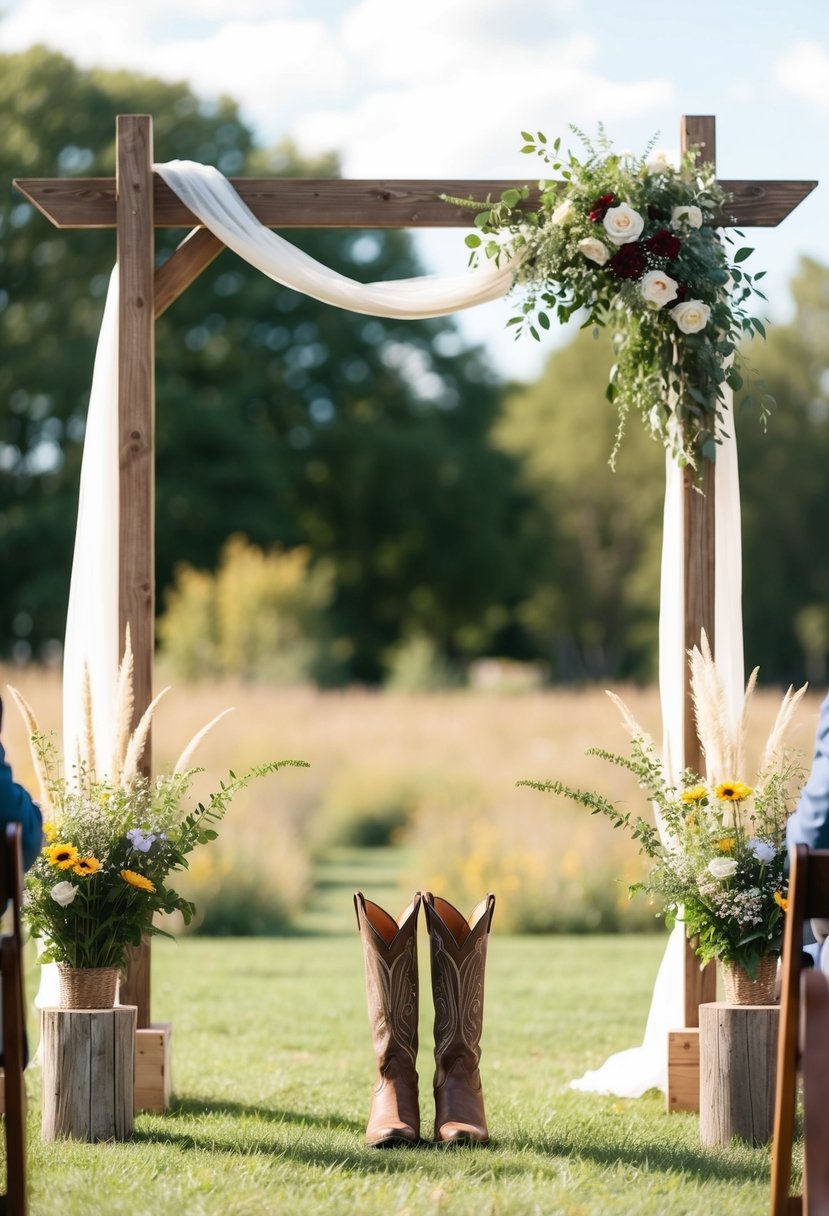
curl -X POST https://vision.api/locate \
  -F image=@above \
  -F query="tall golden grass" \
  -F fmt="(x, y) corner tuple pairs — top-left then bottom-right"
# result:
(2, 665), (821, 933)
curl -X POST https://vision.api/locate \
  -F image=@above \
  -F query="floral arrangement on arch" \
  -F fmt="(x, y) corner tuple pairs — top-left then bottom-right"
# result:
(8, 637), (308, 971)
(446, 127), (771, 469)
(519, 635), (806, 978)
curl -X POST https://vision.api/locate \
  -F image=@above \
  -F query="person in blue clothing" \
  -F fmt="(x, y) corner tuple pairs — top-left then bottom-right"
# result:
(0, 693), (43, 870)
(786, 689), (829, 969)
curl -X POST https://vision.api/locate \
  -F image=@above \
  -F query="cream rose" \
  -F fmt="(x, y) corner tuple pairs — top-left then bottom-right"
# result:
(671, 299), (711, 334)
(646, 149), (674, 174)
(51, 880), (78, 907)
(552, 199), (574, 225)
(640, 270), (679, 309)
(671, 204), (703, 229)
(602, 202), (644, 246)
(578, 237), (610, 266)
(707, 857), (738, 880)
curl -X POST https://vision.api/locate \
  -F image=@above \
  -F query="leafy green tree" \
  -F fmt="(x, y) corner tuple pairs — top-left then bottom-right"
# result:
(495, 328), (665, 680)
(0, 48), (536, 680)
(737, 257), (829, 683)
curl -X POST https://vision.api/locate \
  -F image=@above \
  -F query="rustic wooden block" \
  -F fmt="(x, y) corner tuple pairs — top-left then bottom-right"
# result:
(41, 1005), (136, 1141)
(667, 1028), (700, 1113)
(699, 1001), (778, 1146)
(135, 1022), (172, 1113)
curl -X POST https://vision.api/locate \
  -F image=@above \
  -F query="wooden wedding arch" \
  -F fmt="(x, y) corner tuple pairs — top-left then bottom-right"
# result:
(13, 114), (817, 1102)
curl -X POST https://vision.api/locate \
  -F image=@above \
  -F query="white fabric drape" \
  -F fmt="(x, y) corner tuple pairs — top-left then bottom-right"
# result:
(57, 164), (745, 1093)
(571, 392), (744, 1096)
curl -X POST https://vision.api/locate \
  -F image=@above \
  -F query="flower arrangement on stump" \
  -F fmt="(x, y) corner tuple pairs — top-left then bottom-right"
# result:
(445, 127), (771, 469)
(9, 638), (307, 1008)
(520, 635), (805, 1003)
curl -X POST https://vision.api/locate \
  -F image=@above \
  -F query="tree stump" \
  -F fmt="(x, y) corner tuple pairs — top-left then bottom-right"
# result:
(699, 1001), (778, 1146)
(41, 1006), (137, 1142)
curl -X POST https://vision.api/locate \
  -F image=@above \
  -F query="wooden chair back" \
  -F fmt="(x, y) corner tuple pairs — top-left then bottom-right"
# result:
(771, 844), (829, 1215)
(0, 823), (27, 1215)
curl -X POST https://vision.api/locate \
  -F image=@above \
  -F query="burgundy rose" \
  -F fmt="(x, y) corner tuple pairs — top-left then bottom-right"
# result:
(647, 205), (666, 221)
(644, 228), (682, 259)
(588, 192), (615, 222)
(609, 242), (646, 280)
(674, 281), (689, 302)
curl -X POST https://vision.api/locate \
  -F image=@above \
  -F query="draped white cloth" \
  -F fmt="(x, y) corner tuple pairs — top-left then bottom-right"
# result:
(57, 162), (745, 1092)
(571, 400), (744, 1096)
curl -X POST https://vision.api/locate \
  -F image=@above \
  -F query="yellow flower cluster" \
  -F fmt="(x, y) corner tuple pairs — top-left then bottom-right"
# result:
(43, 842), (100, 877)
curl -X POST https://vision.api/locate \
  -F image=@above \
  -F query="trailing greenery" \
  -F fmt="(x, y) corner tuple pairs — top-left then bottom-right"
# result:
(447, 126), (771, 468)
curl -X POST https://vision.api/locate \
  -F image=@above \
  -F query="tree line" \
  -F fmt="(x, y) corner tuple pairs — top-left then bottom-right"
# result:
(1, 48), (827, 686)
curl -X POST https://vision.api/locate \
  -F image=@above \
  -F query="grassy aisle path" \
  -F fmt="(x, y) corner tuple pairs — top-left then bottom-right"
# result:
(15, 850), (796, 1215)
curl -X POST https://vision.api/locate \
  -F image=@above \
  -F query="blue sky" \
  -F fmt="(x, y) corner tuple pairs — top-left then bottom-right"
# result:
(2, 0), (827, 378)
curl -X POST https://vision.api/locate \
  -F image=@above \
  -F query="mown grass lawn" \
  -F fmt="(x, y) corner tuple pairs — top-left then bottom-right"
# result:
(16, 849), (798, 1215)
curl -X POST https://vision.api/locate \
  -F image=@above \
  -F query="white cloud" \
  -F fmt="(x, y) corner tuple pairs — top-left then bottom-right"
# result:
(775, 41), (829, 111)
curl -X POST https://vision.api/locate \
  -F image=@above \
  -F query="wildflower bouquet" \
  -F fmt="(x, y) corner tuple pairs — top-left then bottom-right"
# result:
(9, 645), (307, 971)
(446, 126), (770, 468)
(520, 637), (806, 977)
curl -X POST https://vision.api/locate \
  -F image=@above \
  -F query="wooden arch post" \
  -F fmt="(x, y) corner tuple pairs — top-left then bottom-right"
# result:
(13, 115), (816, 1112)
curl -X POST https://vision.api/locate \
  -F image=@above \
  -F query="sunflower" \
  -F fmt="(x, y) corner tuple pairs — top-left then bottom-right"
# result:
(73, 856), (101, 876)
(715, 781), (753, 802)
(716, 838), (736, 853)
(681, 785), (708, 804)
(120, 869), (156, 893)
(44, 843), (79, 870)
(774, 891), (789, 912)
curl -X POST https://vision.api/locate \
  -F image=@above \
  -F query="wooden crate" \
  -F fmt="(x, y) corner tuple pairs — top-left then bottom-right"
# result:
(667, 1028), (700, 1112)
(135, 1022), (172, 1113)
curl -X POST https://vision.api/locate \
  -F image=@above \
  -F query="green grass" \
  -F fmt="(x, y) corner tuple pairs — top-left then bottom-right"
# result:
(17, 849), (799, 1215)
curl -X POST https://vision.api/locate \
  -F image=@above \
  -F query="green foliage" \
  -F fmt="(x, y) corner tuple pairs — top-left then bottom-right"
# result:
(453, 126), (770, 467)
(1, 49), (535, 683)
(314, 765), (422, 848)
(159, 534), (337, 683)
(383, 633), (460, 691)
(495, 326), (664, 680)
(737, 257), (829, 682)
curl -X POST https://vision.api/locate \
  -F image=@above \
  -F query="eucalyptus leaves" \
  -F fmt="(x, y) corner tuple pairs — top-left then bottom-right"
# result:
(446, 127), (772, 468)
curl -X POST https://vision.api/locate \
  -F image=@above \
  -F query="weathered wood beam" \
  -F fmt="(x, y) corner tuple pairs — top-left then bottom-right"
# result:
(154, 228), (225, 319)
(13, 175), (817, 230)
(115, 114), (155, 1032)
(680, 113), (719, 1028)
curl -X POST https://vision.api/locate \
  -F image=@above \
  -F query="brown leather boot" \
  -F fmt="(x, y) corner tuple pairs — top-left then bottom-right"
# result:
(354, 891), (421, 1147)
(423, 891), (495, 1145)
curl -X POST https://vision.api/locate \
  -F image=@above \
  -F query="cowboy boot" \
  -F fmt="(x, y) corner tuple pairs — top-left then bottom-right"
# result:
(423, 891), (495, 1145)
(354, 891), (421, 1147)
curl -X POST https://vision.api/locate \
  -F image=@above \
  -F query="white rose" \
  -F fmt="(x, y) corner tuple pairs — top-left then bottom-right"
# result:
(707, 857), (738, 880)
(552, 199), (574, 225)
(671, 299), (711, 334)
(602, 202), (644, 246)
(578, 237), (610, 266)
(646, 149), (675, 174)
(671, 204), (703, 229)
(640, 270), (679, 309)
(51, 880), (78, 907)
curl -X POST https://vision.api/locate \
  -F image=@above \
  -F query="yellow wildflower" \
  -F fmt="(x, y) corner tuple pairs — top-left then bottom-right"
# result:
(715, 781), (753, 802)
(73, 856), (101, 876)
(43, 821), (59, 844)
(120, 869), (156, 893)
(774, 891), (789, 913)
(681, 785), (708, 804)
(44, 843), (79, 870)
(716, 838), (736, 853)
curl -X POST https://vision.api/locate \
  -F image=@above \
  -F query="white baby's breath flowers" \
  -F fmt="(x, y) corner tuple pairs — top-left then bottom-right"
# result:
(602, 202), (644, 245)
(707, 857), (738, 880)
(672, 204), (703, 229)
(671, 299), (711, 334)
(645, 148), (677, 174)
(578, 237), (610, 266)
(640, 270), (679, 309)
(51, 881), (78, 907)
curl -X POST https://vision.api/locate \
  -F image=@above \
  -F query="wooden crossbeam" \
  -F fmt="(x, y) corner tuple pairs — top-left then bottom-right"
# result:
(13, 175), (817, 231)
(154, 228), (224, 319)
